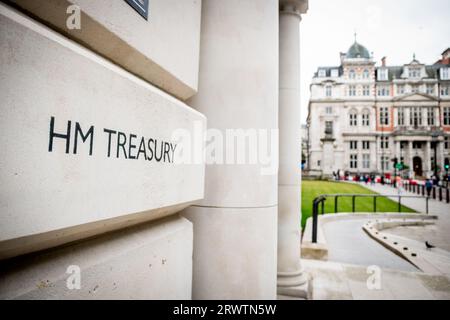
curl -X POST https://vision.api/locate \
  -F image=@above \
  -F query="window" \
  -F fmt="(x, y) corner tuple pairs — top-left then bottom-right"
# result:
(331, 69), (339, 77)
(362, 110), (370, 126)
(441, 67), (449, 80)
(350, 154), (358, 169)
(318, 69), (326, 77)
(350, 141), (358, 150)
(317, 160), (321, 166)
(410, 107), (422, 126)
(398, 108), (405, 126)
(378, 68), (388, 81)
(362, 154), (370, 169)
(349, 110), (358, 126)
(409, 67), (420, 78)
(411, 85), (420, 93)
(413, 141), (422, 149)
(380, 136), (389, 149)
(445, 137), (449, 149)
(349, 85), (356, 96)
(444, 107), (450, 125)
(325, 121), (333, 135)
(325, 106), (333, 114)
(427, 107), (435, 126)
(379, 107), (389, 125)
(377, 86), (390, 96)
(349, 69), (356, 79)
(362, 141), (370, 150)
(397, 85), (405, 95)
(441, 85), (450, 96)
(326, 85), (332, 97)
(362, 85), (370, 96)
(363, 69), (370, 79)
(426, 84), (434, 95)
(380, 156), (390, 171)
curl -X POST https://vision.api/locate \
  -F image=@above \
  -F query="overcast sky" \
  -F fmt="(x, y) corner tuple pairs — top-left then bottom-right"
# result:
(300, 0), (450, 124)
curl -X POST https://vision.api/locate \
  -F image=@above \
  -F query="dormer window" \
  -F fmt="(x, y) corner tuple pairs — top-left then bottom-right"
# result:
(331, 69), (339, 78)
(378, 68), (388, 81)
(318, 69), (326, 77)
(409, 67), (421, 78)
(441, 67), (450, 80)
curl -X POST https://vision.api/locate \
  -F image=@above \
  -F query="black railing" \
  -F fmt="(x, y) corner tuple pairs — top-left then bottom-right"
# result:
(390, 181), (450, 204)
(311, 194), (429, 243)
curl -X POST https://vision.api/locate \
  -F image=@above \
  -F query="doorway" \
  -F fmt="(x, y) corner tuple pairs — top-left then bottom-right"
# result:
(413, 156), (423, 176)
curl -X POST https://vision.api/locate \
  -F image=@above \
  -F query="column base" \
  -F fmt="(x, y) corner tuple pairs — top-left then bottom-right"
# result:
(277, 268), (311, 299)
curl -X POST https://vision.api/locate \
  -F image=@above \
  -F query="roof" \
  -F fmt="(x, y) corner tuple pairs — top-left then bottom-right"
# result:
(346, 42), (371, 59)
(374, 65), (445, 81)
(314, 66), (343, 78)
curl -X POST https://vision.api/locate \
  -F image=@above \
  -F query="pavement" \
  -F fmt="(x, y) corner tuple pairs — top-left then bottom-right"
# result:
(357, 182), (450, 252)
(299, 181), (450, 299)
(303, 259), (450, 300)
(323, 218), (418, 271)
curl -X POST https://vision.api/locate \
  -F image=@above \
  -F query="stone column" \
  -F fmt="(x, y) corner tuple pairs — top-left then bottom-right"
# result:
(405, 107), (411, 126)
(396, 141), (401, 163)
(182, 0), (279, 300)
(278, 0), (309, 298)
(409, 141), (414, 178)
(439, 141), (445, 177)
(426, 141), (432, 177)
(435, 107), (440, 126)
(422, 108), (428, 126)
(371, 140), (377, 172)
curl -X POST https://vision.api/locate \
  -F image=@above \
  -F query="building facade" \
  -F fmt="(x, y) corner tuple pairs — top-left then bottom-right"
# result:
(0, 0), (309, 300)
(308, 42), (450, 179)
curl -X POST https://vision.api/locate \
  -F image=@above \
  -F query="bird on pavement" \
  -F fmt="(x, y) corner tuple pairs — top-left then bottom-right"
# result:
(425, 241), (435, 249)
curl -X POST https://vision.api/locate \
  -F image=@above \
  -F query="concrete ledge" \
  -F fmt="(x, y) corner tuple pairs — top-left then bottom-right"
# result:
(0, 215), (193, 299)
(363, 218), (450, 276)
(6, 0), (201, 100)
(302, 213), (436, 261)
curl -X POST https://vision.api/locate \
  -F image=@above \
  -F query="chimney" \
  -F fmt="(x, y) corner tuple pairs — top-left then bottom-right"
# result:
(381, 56), (387, 67)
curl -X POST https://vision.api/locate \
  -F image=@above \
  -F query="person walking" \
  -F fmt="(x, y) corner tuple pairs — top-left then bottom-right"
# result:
(425, 179), (433, 197)
(396, 175), (403, 195)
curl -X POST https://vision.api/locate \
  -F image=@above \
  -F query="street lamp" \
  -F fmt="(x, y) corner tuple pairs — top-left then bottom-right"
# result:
(431, 132), (439, 180)
(400, 141), (403, 177)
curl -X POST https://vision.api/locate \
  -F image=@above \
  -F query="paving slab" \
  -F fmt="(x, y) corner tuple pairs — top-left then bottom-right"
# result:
(323, 218), (418, 271)
(303, 259), (450, 300)
(356, 182), (450, 252)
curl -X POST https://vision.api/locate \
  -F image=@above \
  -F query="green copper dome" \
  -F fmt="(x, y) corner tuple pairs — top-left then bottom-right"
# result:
(347, 42), (371, 59)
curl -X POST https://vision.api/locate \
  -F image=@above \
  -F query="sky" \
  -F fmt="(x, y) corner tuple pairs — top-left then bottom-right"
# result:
(300, 0), (450, 124)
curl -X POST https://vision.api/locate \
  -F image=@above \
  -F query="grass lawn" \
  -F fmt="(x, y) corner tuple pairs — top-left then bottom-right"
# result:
(301, 181), (416, 228)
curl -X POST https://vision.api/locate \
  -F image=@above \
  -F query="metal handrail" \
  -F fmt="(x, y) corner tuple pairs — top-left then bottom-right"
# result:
(311, 193), (429, 243)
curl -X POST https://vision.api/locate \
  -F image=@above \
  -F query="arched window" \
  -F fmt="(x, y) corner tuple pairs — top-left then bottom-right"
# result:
(363, 69), (370, 79)
(362, 109), (370, 126)
(349, 69), (356, 79)
(349, 109), (358, 126)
